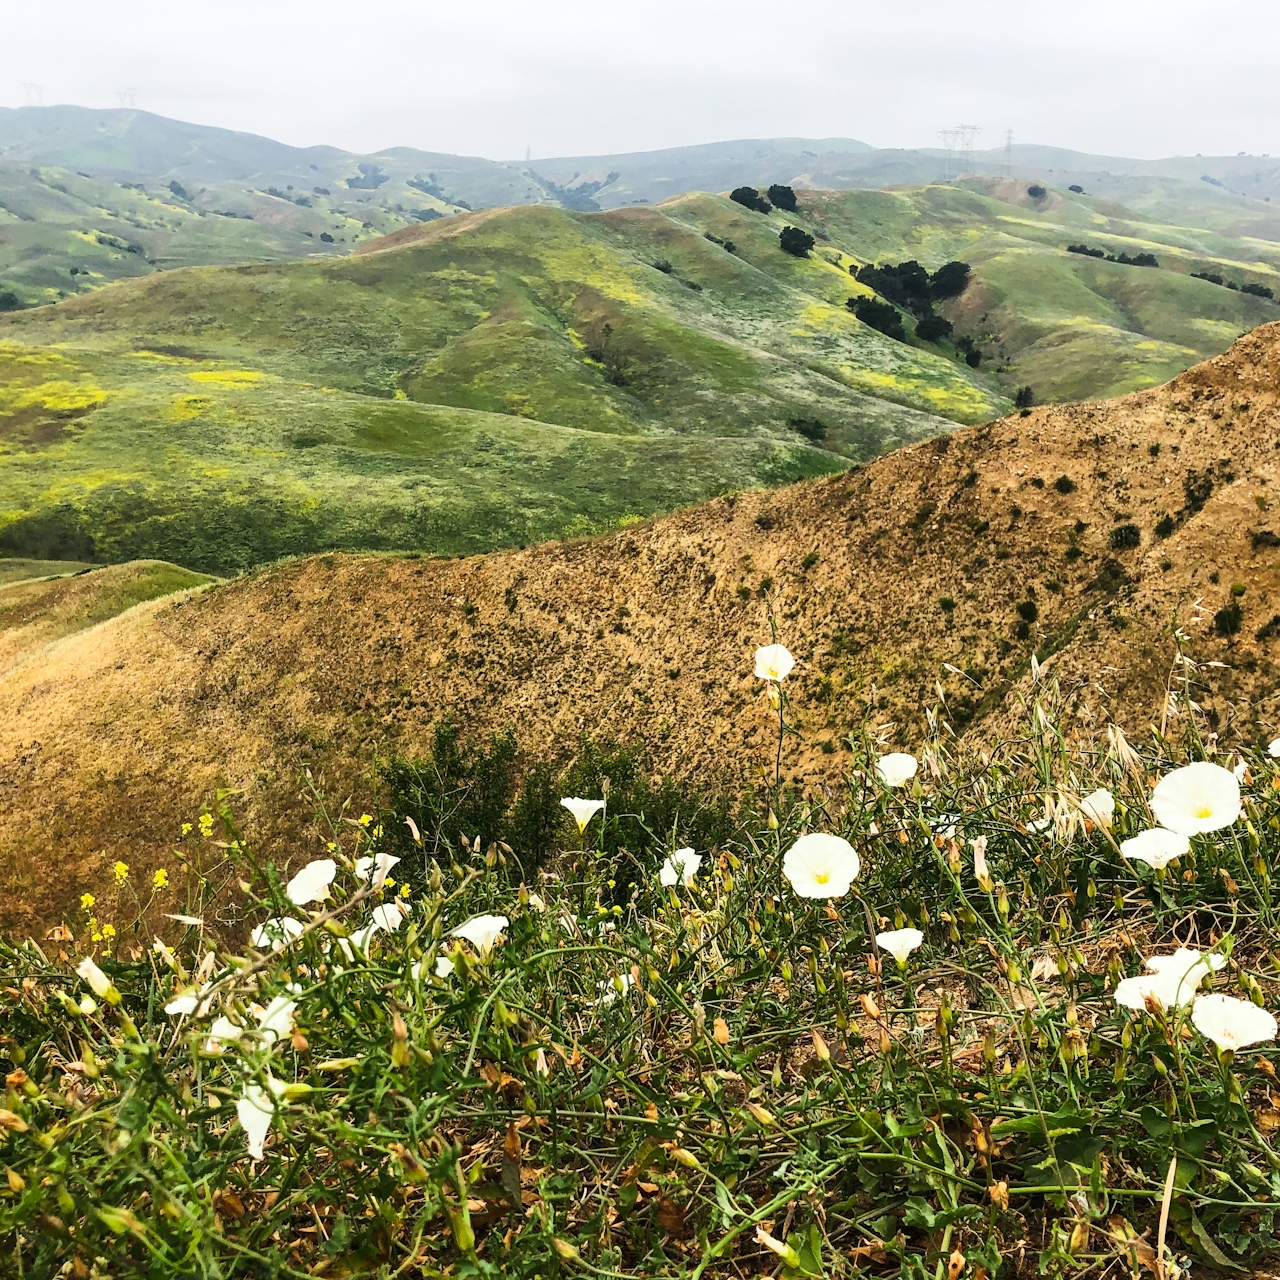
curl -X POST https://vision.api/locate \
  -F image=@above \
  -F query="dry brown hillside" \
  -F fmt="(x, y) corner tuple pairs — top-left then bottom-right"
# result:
(4, 323), (1280, 935)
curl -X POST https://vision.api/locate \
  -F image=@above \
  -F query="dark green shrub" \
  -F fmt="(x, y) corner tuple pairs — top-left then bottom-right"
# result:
(0, 288), (23, 312)
(848, 296), (906, 342)
(1014, 619), (1031, 640)
(1027, 185), (1047, 200)
(929, 260), (971, 300)
(767, 184), (799, 212)
(779, 226), (815, 257)
(965, 349), (981, 368)
(938, 597), (956, 613)
(1155, 514), (1175, 538)
(915, 314), (953, 342)
(802, 551), (819, 569)
(1109, 524), (1141, 550)
(1214, 600), (1243, 635)
(789, 416), (827, 443)
(1014, 386), (1035, 409)
(1054, 475), (1077, 494)
(1016, 599), (1039, 623)
(729, 186), (771, 213)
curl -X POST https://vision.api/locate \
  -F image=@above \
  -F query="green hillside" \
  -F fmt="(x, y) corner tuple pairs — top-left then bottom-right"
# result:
(803, 179), (1280, 401)
(0, 195), (1006, 573)
(4, 176), (1278, 575)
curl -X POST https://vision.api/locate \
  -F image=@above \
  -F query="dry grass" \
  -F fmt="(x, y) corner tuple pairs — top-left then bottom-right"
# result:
(3, 323), (1280, 936)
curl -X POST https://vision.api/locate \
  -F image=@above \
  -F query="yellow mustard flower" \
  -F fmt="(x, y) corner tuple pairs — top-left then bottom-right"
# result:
(382, 876), (396, 891)
(101, 923), (116, 940)
(153, 868), (170, 890)
(358, 814), (373, 827)
(180, 822), (192, 837)
(399, 883), (411, 899)
(199, 814), (214, 837)
(113, 861), (129, 885)
(80, 893), (96, 912)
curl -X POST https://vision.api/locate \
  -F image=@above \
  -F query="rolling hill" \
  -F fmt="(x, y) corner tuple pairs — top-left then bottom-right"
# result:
(2, 321), (1278, 936)
(2, 175), (1278, 575)
(0, 193), (1008, 573)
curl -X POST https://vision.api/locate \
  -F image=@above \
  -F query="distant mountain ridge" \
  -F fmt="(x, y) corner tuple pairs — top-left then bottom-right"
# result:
(4, 105), (1280, 210)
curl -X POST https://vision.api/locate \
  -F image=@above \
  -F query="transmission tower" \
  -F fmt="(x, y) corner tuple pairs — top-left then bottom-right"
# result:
(936, 128), (960, 181)
(956, 125), (980, 177)
(1003, 128), (1014, 177)
(116, 88), (137, 109)
(22, 83), (44, 106)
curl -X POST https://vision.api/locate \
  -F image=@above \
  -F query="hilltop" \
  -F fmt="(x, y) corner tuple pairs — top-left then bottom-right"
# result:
(2, 321), (1278, 935)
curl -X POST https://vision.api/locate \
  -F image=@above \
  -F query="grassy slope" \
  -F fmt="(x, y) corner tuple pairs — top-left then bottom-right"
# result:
(0, 198), (1007, 572)
(804, 179), (1280, 401)
(0, 558), (212, 675)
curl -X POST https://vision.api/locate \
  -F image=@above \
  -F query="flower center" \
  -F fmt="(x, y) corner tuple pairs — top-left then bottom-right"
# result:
(1194, 806), (1212, 819)
(814, 870), (830, 885)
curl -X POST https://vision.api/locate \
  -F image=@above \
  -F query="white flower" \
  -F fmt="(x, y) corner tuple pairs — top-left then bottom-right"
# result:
(560, 797), (605, 833)
(250, 917), (304, 952)
(659, 847), (702, 887)
(354, 852), (401, 888)
(237, 1085), (274, 1159)
(452, 913), (509, 955)
(285, 859), (335, 906)
(971, 836), (993, 892)
(256, 996), (296, 1044)
(152, 938), (178, 970)
(1113, 949), (1225, 1011)
(435, 955), (455, 978)
(1269, 738), (1280, 759)
(782, 833), (860, 899)
(875, 753), (918, 788)
(1233, 758), (1248, 782)
(1192, 993), (1278, 1052)
(341, 924), (379, 957)
(206, 1015), (244, 1049)
(1079, 789), (1114, 828)
(370, 902), (405, 933)
(76, 957), (115, 1001)
(1120, 828), (1190, 870)
(165, 992), (200, 1016)
(1150, 762), (1241, 835)
(754, 644), (795, 682)
(876, 928), (924, 965)
(598, 973), (633, 1005)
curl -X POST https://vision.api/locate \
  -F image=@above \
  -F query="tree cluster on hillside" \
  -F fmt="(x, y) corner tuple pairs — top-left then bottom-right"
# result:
(1192, 270), (1275, 299)
(1068, 244), (1159, 268)
(779, 226), (815, 257)
(729, 186), (772, 214)
(849, 259), (971, 349)
(767, 184), (798, 212)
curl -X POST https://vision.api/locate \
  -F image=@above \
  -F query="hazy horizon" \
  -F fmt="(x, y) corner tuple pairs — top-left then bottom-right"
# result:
(6, 0), (1279, 163)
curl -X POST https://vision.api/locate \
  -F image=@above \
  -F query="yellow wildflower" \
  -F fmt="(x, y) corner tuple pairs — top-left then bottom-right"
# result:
(80, 893), (96, 912)
(358, 814), (373, 827)
(113, 861), (129, 885)
(399, 883), (411, 899)
(180, 822), (192, 837)
(382, 876), (395, 891)
(153, 868), (170, 890)
(101, 923), (116, 940)
(199, 813), (213, 837)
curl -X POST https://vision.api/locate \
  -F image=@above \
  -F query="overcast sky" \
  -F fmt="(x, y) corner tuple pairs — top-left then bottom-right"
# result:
(6, 0), (1278, 161)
